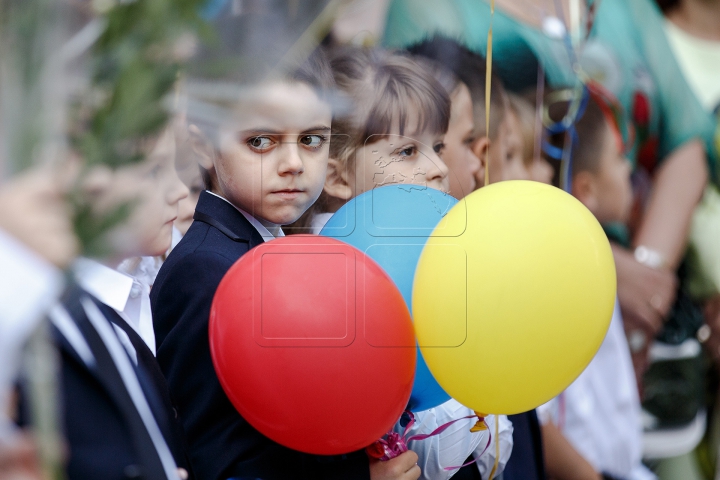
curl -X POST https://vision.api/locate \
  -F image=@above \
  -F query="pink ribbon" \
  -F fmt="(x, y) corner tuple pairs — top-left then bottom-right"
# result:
(366, 410), (493, 471)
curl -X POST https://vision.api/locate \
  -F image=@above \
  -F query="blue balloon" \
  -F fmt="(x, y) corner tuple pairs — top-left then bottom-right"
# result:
(320, 185), (459, 411)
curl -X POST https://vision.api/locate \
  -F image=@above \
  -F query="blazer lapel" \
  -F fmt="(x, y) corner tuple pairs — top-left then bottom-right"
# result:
(59, 285), (170, 480)
(194, 191), (265, 247)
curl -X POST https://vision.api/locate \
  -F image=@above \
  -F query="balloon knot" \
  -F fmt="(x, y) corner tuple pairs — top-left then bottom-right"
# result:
(366, 432), (409, 461)
(470, 411), (489, 432)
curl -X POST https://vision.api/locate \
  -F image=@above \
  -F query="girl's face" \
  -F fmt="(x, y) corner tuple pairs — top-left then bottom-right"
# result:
(211, 81), (332, 226)
(441, 84), (481, 199)
(351, 108), (450, 197)
(95, 130), (189, 258)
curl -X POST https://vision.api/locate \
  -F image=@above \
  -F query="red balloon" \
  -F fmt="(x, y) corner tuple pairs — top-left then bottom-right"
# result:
(210, 235), (416, 455)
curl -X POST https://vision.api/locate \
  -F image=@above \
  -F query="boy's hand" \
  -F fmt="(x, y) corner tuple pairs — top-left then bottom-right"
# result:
(369, 450), (421, 480)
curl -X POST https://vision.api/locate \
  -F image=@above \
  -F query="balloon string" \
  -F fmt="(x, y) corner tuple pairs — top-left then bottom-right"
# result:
(367, 411), (482, 463)
(407, 413), (480, 442)
(484, 0), (494, 187)
(442, 414), (493, 471)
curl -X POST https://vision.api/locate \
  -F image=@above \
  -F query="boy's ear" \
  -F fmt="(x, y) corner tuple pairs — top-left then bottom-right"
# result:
(472, 136), (490, 185)
(571, 171), (599, 213)
(188, 124), (215, 170)
(323, 158), (353, 201)
(472, 137), (490, 165)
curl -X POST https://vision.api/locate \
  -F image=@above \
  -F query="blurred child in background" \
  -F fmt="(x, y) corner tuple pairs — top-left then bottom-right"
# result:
(407, 36), (510, 187)
(408, 35), (547, 480)
(538, 88), (654, 480)
(75, 128), (187, 354)
(507, 93), (554, 184)
(173, 120), (204, 241)
(19, 129), (193, 479)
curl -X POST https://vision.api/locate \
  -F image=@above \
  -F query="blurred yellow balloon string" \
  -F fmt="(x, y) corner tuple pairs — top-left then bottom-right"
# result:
(484, 4), (499, 477)
(484, 0), (494, 187)
(490, 415), (500, 478)
(470, 411), (499, 477)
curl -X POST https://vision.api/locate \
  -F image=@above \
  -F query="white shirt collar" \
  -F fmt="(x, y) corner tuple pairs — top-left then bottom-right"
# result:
(73, 257), (134, 312)
(205, 190), (285, 242)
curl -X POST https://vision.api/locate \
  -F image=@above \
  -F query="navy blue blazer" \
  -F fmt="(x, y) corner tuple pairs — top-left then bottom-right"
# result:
(48, 284), (184, 480)
(104, 303), (194, 478)
(151, 191), (370, 480)
(501, 411), (546, 480)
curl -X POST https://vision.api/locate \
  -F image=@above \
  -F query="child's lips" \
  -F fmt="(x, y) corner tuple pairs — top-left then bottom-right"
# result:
(271, 189), (305, 200)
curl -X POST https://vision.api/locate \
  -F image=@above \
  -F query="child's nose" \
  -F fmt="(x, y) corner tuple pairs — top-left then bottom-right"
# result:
(278, 144), (305, 175)
(425, 150), (450, 183)
(168, 170), (189, 205)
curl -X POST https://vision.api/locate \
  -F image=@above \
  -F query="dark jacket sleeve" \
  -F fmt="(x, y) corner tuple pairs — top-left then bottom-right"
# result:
(152, 245), (370, 480)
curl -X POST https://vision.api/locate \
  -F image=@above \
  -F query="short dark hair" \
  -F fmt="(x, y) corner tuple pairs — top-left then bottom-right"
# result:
(655, 0), (679, 13)
(407, 35), (507, 140)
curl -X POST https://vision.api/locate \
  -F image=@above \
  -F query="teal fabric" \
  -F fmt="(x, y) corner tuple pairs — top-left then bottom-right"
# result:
(382, 0), (718, 182)
(597, 0), (717, 179)
(383, 0), (575, 90)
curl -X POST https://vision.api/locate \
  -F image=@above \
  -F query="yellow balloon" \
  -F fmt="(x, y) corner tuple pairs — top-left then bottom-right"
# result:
(412, 181), (616, 414)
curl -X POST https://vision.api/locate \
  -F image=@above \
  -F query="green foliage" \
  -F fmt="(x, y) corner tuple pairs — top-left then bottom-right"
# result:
(73, 0), (208, 170)
(70, 0), (208, 256)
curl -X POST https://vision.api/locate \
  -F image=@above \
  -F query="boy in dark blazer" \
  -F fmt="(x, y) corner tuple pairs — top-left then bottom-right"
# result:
(150, 50), (379, 479)
(47, 284), (190, 480)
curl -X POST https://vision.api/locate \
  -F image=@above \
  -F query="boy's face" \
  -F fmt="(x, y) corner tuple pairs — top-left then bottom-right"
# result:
(441, 84), (481, 199)
(530, 156), (554, 185)
(91, 130), (189, 258)
(501, 110), (531, 181)
(212, 81), (332, 226)
(580, 123), (633, 224)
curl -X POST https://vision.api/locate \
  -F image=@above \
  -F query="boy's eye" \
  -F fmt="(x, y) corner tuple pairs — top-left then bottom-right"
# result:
(248, 136), (274, 151)
(299, 134), (327, 149)
(433, 142), (445, 154)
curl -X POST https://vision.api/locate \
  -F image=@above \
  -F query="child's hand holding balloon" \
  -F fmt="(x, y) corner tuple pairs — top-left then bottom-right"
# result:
(370, 450), (421, 480)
